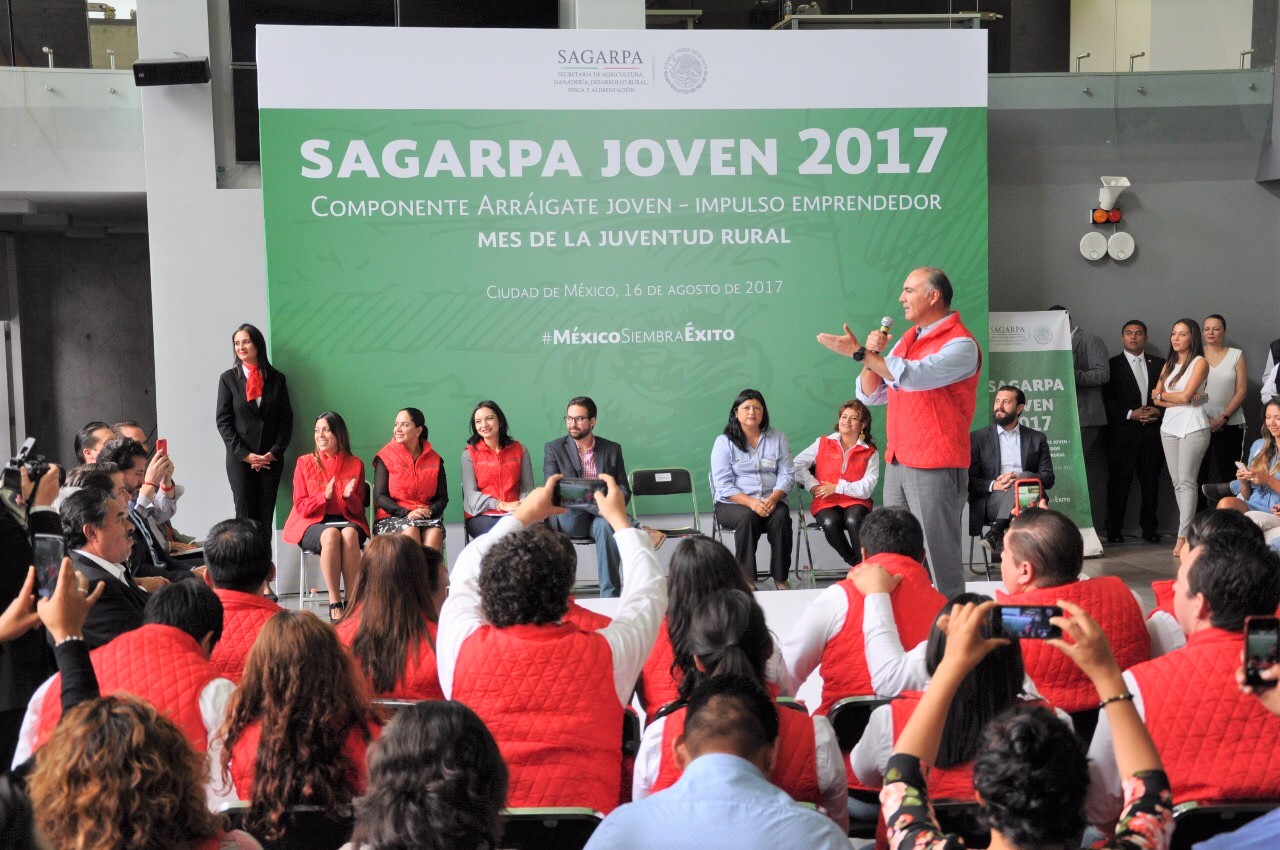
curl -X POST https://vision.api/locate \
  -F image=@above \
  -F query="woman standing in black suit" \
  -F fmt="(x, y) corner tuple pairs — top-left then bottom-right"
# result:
(216, 323), (293, 539)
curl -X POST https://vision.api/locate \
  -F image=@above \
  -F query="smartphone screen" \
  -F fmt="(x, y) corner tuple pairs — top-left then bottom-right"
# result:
(552, 477), (606, 507)
(32, 533), (65, 600)
(1245, 616), (1280, 689)
(1015, 482), (1042, 512)
(992, 605), (1063, 640)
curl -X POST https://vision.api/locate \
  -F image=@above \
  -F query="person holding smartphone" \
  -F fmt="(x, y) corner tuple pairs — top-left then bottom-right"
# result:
(1216, 399), (1280, 516)
(1085, 532), (1280, 830)
(968, 385), (1054, 557)
(882, 599), (1174, 850)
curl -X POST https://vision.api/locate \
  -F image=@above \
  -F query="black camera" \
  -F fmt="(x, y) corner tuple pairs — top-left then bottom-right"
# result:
(2, 437), (52, 524)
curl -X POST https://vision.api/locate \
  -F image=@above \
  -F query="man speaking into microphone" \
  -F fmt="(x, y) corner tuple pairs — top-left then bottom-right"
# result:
(817, 267), (980, 597)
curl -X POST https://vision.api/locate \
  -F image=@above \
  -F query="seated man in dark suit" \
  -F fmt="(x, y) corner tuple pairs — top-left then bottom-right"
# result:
(97, 437), (197, 579)
(1102, 319), (1165, 544)
(543, 396), (660, 598)
(969, 385), (1054, 555)
(61, 487), (149, 648)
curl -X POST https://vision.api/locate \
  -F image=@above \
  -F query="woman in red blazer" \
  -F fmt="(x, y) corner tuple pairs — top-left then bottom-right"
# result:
(283, 411), (369, 621)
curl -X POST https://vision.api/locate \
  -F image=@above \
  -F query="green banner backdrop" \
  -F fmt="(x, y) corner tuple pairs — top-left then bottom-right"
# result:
(257, 28), (990, 522)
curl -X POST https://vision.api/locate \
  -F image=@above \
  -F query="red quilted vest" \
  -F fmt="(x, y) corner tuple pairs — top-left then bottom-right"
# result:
(997, 577), (1149, 712)
(564, 598), (612, 632)
(1151, 579), (1280, 620)
(651, 702), (822, 807)
(211, 588), (283, 685)
(1130, 627), (1280, 804)
(464, 441), (525, 518)
(1151, 579), (1175, 618)
(36, 624), (220, 752)
(374, 440), (442, 520)
(229, 720), (377, 799)
(818, 554), (945, 715)
(639, 619), (681, 718)
(336, 610), (443, 701)
(808, 436), (875, 515)
(884, 312), (980, 468)
(452, 622), (623, 813)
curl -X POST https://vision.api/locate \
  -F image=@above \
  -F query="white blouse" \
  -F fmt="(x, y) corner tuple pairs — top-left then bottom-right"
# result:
(1160, 356), (1210, 438)
(1203, 347), (1246, 426)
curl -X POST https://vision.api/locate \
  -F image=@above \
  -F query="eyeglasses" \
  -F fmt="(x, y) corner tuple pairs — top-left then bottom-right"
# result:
(565, 416), (592, 424)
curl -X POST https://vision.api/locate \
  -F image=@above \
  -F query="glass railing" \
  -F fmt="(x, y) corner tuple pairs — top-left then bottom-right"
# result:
(0, 1), (138, 70)
(643, 0), (1277, 73)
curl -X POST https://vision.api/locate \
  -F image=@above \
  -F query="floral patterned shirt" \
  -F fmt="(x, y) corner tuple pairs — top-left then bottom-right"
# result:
(880, 753), (1174, 850)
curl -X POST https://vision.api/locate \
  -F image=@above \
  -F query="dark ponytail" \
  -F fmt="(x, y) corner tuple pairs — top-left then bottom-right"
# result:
(677, 590), (773, 701)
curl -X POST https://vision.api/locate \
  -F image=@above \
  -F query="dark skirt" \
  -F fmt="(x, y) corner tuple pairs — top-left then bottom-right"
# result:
(299, 514), (369, 552)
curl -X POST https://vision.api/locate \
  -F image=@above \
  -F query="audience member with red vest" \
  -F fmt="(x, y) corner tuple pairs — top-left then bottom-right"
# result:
(634, 589), (847, 830)
(282, 411), (370, 622)
(437, 474), (664, 815)
(28, 696), (262, 850)
(460, 399), (534, 540)
(1086, 533), (1280, 828)
(782, 507), (945, 713)
(637, 536), (787, 719)
(585, 676), (851, 850)
(219, 610), (381, 844)
(1148, 509), (1267, 657)
(853, 593), (1073, 850)
(337, 535), (445, 701)
(819, 266), (981, 598)
(203, 517), (282, 684)
(792, 399), (879, 566)
(1194, 654), (1280, 849)
(342, 701), (509, 850)
(883, 599), (1174, 850)
(372, 406), (447, 551)
(15, 581), (236, 806)
(996, 508), (1150, 715)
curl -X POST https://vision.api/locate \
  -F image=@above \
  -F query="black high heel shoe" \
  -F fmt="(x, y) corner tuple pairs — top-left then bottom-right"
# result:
(328, 600), (345, 623)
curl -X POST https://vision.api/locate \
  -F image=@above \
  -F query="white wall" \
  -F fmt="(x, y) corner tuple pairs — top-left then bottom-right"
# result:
(137, 0), (268, 547)
(1071, 0), (1151, 72)
(1150, 0), (1255, 71)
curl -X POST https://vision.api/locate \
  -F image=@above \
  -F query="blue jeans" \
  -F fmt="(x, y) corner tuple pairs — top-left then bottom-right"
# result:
(553, 509), (622, 598)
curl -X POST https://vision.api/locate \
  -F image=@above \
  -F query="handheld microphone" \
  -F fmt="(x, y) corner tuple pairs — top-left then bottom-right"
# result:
(853, 316), (895, 361)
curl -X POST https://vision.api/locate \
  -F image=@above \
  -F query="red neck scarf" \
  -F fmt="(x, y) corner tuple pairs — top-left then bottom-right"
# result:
(245, 363), (263, 403)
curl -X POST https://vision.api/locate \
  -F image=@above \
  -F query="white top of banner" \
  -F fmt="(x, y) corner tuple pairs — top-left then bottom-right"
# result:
(256, 26), (987, 111)
(988, 311), (1072, 353)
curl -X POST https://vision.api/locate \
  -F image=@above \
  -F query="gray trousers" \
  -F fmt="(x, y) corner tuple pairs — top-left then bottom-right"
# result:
(883, 461), (968, 598)
(1160, 428), (1211, 538)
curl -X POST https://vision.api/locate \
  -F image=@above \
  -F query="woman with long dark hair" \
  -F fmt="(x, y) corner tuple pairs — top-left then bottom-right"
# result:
(372, 407), (447, 551)
(30, 695), (261, 850)
(850, 592), (1043, 794)
(1153, 319), (1210, 558)
(282, 411), (369, 621)
(216, 323), (293, 540)
(710, 389), (794, 589)
(1219, 399), (1280, 517)
(460, 400), (533, 540)
(793, 399), (879, 566)
(635, 535), (787, 718)
(633, 589), (846, 830)
(220, 610), (380, 845)
(343, 701), (508, 850)
(337, 535), (446, 700)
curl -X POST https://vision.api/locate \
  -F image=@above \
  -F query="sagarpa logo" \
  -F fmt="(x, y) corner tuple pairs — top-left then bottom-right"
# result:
(1032, 325), (1053, 345)
(664, 48), (708, 94)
